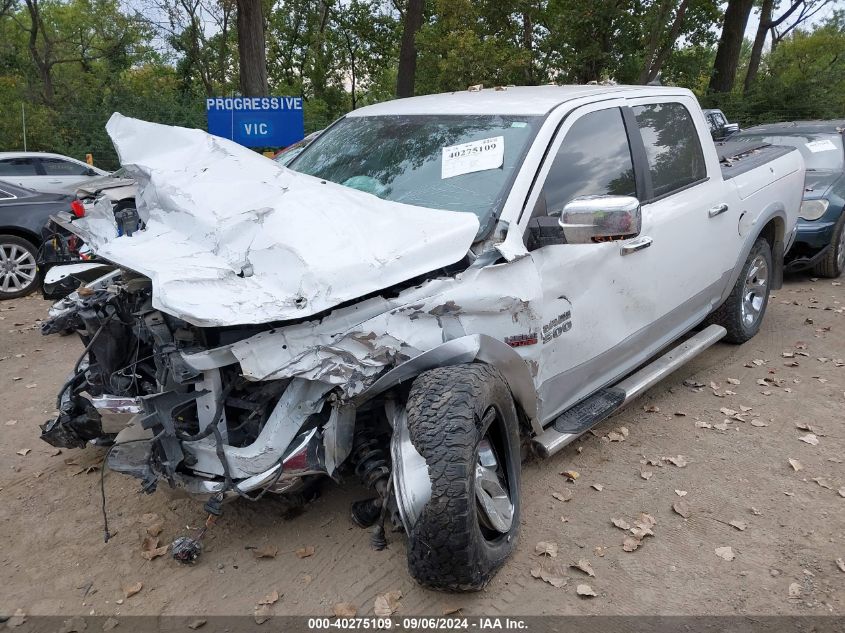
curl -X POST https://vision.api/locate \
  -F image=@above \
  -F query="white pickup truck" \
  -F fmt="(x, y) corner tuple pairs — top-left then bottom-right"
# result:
(40, 85), (804, 591)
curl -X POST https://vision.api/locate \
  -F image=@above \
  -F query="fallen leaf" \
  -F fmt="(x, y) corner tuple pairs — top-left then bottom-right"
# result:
(552, 490), (572, 502)
(295, 545), (315, 558)
(253, 545), (279, 559)
(788, 582), (801, 598)
(640, 470), (653, 480)
(836, 558), (845, 573)
(675, 490), (687, 496)
(611, 518), (631, 530)
(253, 605), (272, 625)
(146, 521), (164, 537)
(799, 433), (819, 446)
(123, 582), (143, 599)
(576, 583), (597, 597)
(729, 520), (747, 531)
(795, 422), (818, 432)
(674, 411), (687, 417)
(750, 507), (762, 516)
(788, 459), (803, 472)
(591, 483), (604, 491)
(750, 419), (768, 427)
(782, 351), (794, 358)
(715, 546), (735, 561)
(726, 378), (741, 385)
(740, 405), (753, 412)
(811, 477), (832, 490)
(714, 420), (730, 431)
(695, 420), (712, 429)
(373, 591), (402, 616)
(720, 407), (738, 416)
(4, 419), (16, 426)
(333, 603), (357, 617)
(571, 558), (595, 577)
(258, 590), (280, 605)
(187, 619), (207, 630)
(594, 546), (607, 557)
(530, 564), (567, 588)
(606, 431), (626, 442)
(637, 512), (657, 528)
(561, 470), (579, 481)
(16, 448), (30, 456)
(141, 544), (168, 561)
(7, 609), (26, 628)
(103, 617), (120, 631)
(622, 537), (640, 552)
(672, 500), (691, 518)
(644, 405), (660, 413)
(839, 487), (845, 498)
(535, 541), (559, 557)
(665, 455), (688, 467)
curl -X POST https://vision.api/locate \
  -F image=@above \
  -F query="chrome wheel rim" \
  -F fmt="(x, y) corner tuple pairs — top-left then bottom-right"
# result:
(474, 409), (514, 535)
(836, 225), (845, 271)
(741, 254), (768, 328)
(0, 243), (36, 294)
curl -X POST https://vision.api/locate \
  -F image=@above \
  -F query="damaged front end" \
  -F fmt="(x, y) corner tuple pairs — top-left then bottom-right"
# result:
(39, 267), (405, 520)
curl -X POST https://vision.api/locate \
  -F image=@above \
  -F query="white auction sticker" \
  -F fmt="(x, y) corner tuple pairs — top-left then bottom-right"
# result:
(441, 136), (504, 179)
(805, 139), (837, 153)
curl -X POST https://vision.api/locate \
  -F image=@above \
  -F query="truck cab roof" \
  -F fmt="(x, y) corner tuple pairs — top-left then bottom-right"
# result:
(348, 85), (695, 117)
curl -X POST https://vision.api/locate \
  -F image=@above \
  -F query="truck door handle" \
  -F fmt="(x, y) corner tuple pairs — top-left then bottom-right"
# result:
(708, 203), (729, 218)
(620, 236), (653, 256)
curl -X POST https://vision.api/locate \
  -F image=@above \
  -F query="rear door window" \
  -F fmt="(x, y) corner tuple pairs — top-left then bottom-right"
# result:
(535, 107), (636, 217)
(632, 102), (706, 199)
(0, 158), (38, 176)
(40, 157), (89, 176)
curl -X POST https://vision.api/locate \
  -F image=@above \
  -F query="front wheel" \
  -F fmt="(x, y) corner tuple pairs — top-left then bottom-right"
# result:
(404, 363), (521, 592)
(706, 237), (773, 344)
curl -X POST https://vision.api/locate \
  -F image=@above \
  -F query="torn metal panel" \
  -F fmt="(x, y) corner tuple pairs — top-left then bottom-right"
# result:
(187, 254), (544, 411)
(69, 114), (480, 327)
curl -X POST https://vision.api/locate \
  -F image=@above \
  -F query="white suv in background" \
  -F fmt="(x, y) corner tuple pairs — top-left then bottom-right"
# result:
(0, 152), (108, 194)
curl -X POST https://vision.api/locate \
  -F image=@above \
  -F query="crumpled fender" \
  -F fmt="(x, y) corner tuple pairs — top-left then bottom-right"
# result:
(355, 333), (540, 433)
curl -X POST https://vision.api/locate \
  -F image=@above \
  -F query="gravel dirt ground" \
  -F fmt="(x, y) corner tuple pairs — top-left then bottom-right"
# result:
(0, 275), (843, 620)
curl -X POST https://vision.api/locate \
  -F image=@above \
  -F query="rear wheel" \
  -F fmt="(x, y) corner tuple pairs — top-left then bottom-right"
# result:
(0, 236), (39, 299)
(404, 364), (521, 592)
(706, 237), (772, 344)
(812, 212), (845, 279)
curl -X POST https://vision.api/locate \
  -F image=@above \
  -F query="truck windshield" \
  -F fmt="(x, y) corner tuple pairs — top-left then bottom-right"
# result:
(290, 114), (541, 236)
(735, 133), (844, 171)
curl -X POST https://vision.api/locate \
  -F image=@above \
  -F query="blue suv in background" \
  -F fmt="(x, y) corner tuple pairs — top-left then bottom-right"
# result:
(732, 121), (845, 278)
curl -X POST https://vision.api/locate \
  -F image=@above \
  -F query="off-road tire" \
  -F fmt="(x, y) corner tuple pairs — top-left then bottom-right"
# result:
(404, 363), (521, 592)
(0, 235), (40, 299)
(812, 212), (845, 279)
(706, 237), (772, 344)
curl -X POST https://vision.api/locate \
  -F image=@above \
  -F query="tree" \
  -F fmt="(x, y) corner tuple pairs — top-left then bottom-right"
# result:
(236, 0), (268, 95)
(708, 0), (754, 92)
(744, 0), (831, 92)
(396, 0), (423, 97)
(639, 0), (690, 84)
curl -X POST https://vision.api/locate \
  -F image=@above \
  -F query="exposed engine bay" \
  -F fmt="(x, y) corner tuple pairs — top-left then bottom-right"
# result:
(40, 268), (401, 543)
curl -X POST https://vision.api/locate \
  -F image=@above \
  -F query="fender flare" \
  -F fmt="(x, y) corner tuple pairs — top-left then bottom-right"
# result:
(355, 333), (540, 433)
(721, 205), (788, 304)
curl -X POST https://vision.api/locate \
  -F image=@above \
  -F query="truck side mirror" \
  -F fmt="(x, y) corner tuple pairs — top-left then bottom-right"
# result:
(558, 195), (641, 244)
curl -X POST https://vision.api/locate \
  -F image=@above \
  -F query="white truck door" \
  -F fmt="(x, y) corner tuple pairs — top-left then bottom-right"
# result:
(626, 96), (737, 309)
(523, 98), (729, 423)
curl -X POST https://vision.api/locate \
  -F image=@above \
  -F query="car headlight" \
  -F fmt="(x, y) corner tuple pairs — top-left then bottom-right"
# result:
(800, 199), (829, 221)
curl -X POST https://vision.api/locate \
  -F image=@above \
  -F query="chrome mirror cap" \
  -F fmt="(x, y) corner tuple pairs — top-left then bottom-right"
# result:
(558, 195), (641, 244)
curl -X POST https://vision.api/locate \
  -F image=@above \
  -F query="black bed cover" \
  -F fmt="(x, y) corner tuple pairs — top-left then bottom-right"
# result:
(718, 139), (796, 180)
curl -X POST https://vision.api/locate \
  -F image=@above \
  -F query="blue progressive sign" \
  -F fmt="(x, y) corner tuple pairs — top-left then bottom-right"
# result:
(206, 96), (304, 148)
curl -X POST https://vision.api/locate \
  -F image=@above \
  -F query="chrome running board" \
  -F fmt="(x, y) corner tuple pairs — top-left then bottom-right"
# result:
(534, 324), (727, 458)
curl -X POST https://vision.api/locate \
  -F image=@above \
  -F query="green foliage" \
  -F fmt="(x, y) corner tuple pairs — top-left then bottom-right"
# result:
(0, 0), (843, 169)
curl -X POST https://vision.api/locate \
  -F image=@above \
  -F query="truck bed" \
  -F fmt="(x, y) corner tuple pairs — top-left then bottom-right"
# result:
(718, 140), (795, 180)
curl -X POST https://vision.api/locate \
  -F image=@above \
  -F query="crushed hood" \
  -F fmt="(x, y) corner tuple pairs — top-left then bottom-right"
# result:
(73, 114), (480, 326)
